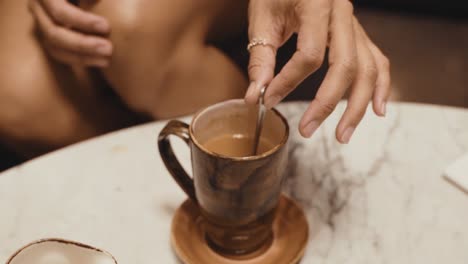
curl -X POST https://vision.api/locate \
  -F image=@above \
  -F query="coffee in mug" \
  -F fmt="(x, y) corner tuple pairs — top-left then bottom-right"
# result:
(202, 134), (274, 157)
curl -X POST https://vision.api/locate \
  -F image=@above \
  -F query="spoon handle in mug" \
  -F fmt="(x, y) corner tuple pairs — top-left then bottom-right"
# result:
(253, 86), (267, 155)
(158, 120), (197, 202)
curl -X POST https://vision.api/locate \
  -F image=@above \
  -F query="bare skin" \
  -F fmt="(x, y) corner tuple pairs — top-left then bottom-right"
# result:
(26, 0), (391, 146)
(0, 0), (140, 157)
(0, 0), (248, 158)
(78, 0), (248, 118)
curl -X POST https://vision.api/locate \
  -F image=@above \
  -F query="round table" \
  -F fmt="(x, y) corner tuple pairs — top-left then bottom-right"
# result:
(1, 102), (468, 263)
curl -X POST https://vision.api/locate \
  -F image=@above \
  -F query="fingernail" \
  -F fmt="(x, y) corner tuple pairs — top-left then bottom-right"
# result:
(245, 82), (256, 100)
(302, 120), (320, 138)
(341, 126), (355, 144)
(95, 43), (112, 55)
(380, 101), (387, 116)
(93, 20), (109, 32)
(265, 94), (281, 109)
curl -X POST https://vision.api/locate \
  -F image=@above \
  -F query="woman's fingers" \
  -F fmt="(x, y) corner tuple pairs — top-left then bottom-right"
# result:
(245, 2), (281, 104)
(246, 0), (390, 142)
(334, 20), (378, 143)
(369, 44), (391, 116)
(355, 20), (391, 116)
(46, 44), (110, 67)
(370, 46), (391, 116)
(39, 0), (110, 34)
(30, 0), (112, 61)
(245, 41), (278, 104)
(299, 0), (357, 138)
(354, 18), (391, 116)
(263, 0), (331, 109)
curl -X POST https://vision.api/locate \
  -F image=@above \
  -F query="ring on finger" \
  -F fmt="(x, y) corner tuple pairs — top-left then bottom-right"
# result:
(247, 38), (275, 52)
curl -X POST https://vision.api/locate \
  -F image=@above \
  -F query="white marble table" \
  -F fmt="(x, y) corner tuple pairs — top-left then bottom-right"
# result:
(1, 102), (468, 264)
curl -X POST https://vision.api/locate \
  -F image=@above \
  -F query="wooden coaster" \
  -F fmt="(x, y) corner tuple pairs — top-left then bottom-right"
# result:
(171, 195), (309, 264)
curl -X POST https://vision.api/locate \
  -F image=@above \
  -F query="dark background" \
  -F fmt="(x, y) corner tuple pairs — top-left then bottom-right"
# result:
(355, 0), (468, 19)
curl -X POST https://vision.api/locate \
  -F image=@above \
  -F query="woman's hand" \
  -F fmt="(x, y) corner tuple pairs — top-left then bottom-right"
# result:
(245, 0), (390, 143)
(28, 0), (112, 67)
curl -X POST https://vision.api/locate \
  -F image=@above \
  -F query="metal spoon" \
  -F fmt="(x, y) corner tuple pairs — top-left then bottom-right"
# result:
(252, 86), (267, 155)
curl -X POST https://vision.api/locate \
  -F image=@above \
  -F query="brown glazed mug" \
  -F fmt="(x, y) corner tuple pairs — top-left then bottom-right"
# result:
(158, 99), (289, 256)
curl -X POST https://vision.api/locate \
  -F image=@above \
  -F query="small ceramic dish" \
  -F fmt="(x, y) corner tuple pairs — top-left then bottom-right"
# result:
(6, 238), (118, 264)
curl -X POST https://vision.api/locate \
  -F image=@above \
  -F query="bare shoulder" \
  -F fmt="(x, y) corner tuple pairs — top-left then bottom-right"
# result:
(79, 0), (247, 42)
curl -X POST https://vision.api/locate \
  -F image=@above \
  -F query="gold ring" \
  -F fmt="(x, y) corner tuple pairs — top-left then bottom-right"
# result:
(247, 38), (274, 52)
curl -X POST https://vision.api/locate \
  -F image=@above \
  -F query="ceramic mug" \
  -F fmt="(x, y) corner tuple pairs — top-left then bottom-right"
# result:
(158, 99), (289, 256)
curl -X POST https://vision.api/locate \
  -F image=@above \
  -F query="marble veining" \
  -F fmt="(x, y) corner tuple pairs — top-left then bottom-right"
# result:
(1, 102), (468, 264)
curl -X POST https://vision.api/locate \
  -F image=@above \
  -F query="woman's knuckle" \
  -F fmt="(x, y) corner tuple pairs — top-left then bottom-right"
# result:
(341, 56), (357, 72)
(362, 63), (378, 80)
(248, 60), (263, 76)
(276, 74), (294, 95)
(334, 0), (354, 14)
(381, 56), (390, 70)
(343, 0), (354, 13)
(337, 57), (358, 80)
(315, 97), (336, 116)
(300, 49), (323, 69)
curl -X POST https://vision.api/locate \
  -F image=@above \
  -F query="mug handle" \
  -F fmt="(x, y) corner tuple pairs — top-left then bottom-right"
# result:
(158, 120), (196, 202)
